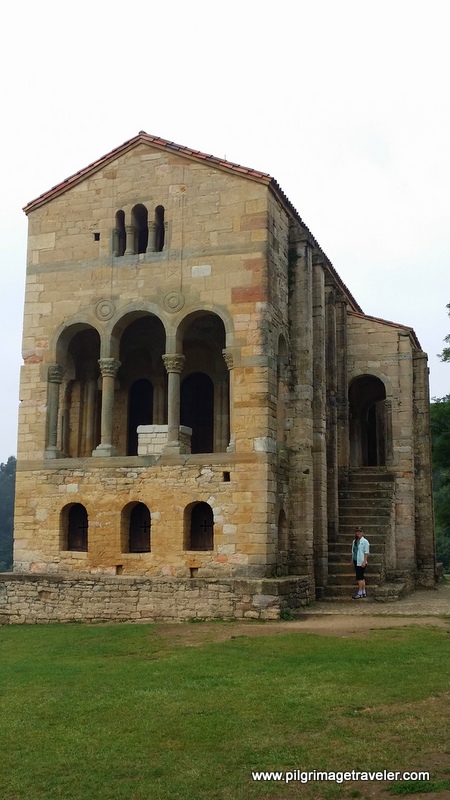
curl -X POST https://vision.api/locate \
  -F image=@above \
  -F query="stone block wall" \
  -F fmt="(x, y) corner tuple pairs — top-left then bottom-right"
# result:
(0, 573), (311, 625)
(137, 425), (192, 455)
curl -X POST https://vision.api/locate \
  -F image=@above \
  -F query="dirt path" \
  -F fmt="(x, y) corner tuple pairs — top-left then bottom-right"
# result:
(155, 582), (450, 648)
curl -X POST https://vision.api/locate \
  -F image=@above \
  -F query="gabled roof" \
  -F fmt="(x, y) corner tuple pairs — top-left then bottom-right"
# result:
(23, 131), (362, 312)
(23, 131), (274, 214)
(348, 310), (422, 349)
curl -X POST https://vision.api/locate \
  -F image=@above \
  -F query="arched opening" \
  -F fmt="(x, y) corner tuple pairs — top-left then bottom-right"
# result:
(114, 210), (126, 256)
(155, 205), (165, 252)
(63, 503), (88, 551)
(117, 314), (166, 456)
(277, 510), (289, 574)
(131, 204), (148, 254)
(181, 373), (214, 454)
(121, 502), (151, 553)
(276, 335), (289, 444)
(127, 379), (153, 456)
(349, 375), (388, 466)
(186, 502), (214, 551)
(57, 326), (101, 458)
(179, 313), (229, 453)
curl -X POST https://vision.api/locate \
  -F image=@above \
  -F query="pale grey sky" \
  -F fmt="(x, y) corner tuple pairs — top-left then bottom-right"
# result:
(1, 0), (449, 463)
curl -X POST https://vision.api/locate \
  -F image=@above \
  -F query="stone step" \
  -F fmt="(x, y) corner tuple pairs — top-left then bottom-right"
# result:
(327, 561), (382, 574)
(339, 491), (393, 501)
(372, 583), (407, 602)
(329, 539), (385, 549)
(323, 585), (379, 599)
(339, 508), (391, 525)
(347, 471), (395, 482)
(339, 498), (393, 507)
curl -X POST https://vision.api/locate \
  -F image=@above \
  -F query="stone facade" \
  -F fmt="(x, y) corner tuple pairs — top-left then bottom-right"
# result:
(8, 132), (436, 624)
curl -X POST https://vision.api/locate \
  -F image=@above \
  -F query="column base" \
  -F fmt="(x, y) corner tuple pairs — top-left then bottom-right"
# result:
(163, 442), (183, 454)
(92, 444), (119, 458)
(226, 435), (236, 453)
(44, 447), (66, 459)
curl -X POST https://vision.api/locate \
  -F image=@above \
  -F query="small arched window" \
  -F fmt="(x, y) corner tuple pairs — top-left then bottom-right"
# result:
(125, 503), (151, 553)
(132, 204), (149, 254)
(186, 502), (214, 551)
(114, 210), (126, 256)
(155, 205), (165, 252)
(66, 504), (88, 551)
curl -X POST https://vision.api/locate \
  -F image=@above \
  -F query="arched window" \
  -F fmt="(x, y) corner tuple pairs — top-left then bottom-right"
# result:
(128, 503), (151, 552)
(276, 335), (288, 444)
(277, 510), (289, 575)
(181, 373), (214, 454)
(349, 375), (388, 466)
(155, 205), (165, 252)
(179, 313), (229, 453)
(186, 502), (214, 551)
(127, 378), (153, 455)
(114, 210), (126, 256)
(59, 327), (101, 458)
(131, 204), (149, 254)
(64, 504), (88, 551)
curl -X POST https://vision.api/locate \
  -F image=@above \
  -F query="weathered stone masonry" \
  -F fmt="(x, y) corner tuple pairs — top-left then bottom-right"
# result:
(6, 132), (436, 624)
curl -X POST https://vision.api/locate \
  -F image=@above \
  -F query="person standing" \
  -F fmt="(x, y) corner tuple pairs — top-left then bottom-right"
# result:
(351, 527), (370, 599)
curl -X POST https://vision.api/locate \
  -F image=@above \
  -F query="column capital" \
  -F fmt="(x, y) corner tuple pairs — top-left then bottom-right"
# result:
(98, 358), (121, 378)
(163, 354), (185, 374)
(48, 364), (64, 384)
(222, 349), (234, 370)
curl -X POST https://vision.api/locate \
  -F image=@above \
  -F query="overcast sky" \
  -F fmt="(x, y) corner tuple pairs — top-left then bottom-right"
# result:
(1, 0), (449, 463)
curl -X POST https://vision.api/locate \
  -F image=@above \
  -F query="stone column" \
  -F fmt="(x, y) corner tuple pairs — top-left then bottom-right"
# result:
(93, 358), (120, 457)
(325, 284), (339, 542)
(336, 294), (349, 469)
(312, 257), (328, 594)
(216, 377), (230, 452)
(146, 221), (156, 253)
(124, 225), (136, 255)
(153, 376), (165, 424)
(162, 354), (185, 452)
(222, 349), (235, 452)
(288, 225), (314, 588)
(82, 375), (97, 455)
(413, 350), (435, 585)
(112, 228), (121, 257)
(45, 364), (65, 458)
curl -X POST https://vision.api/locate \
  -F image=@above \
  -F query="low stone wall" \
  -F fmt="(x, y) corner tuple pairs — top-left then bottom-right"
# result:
(0, 573), (310, 625)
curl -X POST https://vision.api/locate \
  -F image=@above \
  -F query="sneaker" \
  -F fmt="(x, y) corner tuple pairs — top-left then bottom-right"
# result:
(362, 592), (367, 598)
(352, 593), (362, 599)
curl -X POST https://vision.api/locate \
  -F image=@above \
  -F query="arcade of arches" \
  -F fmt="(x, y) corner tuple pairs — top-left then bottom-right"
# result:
(47, 312), (230, 458)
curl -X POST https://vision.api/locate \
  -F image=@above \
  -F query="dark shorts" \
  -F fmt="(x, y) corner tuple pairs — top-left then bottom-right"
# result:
(354, 563), (366, 581)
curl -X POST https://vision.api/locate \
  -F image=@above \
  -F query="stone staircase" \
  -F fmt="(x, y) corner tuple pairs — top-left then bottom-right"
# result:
(325, 469), (396, 601)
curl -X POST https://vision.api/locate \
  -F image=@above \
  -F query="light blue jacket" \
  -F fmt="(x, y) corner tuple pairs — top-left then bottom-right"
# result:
(353, 536), (370, 566)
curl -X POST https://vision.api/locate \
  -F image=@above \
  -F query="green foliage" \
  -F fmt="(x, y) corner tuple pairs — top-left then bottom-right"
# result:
(0, 624), (449, 800)
(0, 456), (15, 571)
(430, 397), (450, 568)
(439, 303), (450, 362)
(430, 395), (450, 472)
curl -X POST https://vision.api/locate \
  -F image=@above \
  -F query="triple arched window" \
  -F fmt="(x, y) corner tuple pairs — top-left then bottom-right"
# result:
(60, 501), (215, 554)
(113, 205), (165, 256)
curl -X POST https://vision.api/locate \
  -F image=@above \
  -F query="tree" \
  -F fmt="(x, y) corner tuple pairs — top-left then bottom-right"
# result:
(430, 397), (450, 569)
(439, 303), (450, 362)
(0, 456), (16, 571)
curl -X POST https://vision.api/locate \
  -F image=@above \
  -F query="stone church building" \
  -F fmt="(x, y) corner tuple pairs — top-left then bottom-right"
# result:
(7, 132), (435, 622)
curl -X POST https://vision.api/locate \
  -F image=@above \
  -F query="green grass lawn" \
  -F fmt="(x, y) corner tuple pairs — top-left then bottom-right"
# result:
(1, 622), (450, 800)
